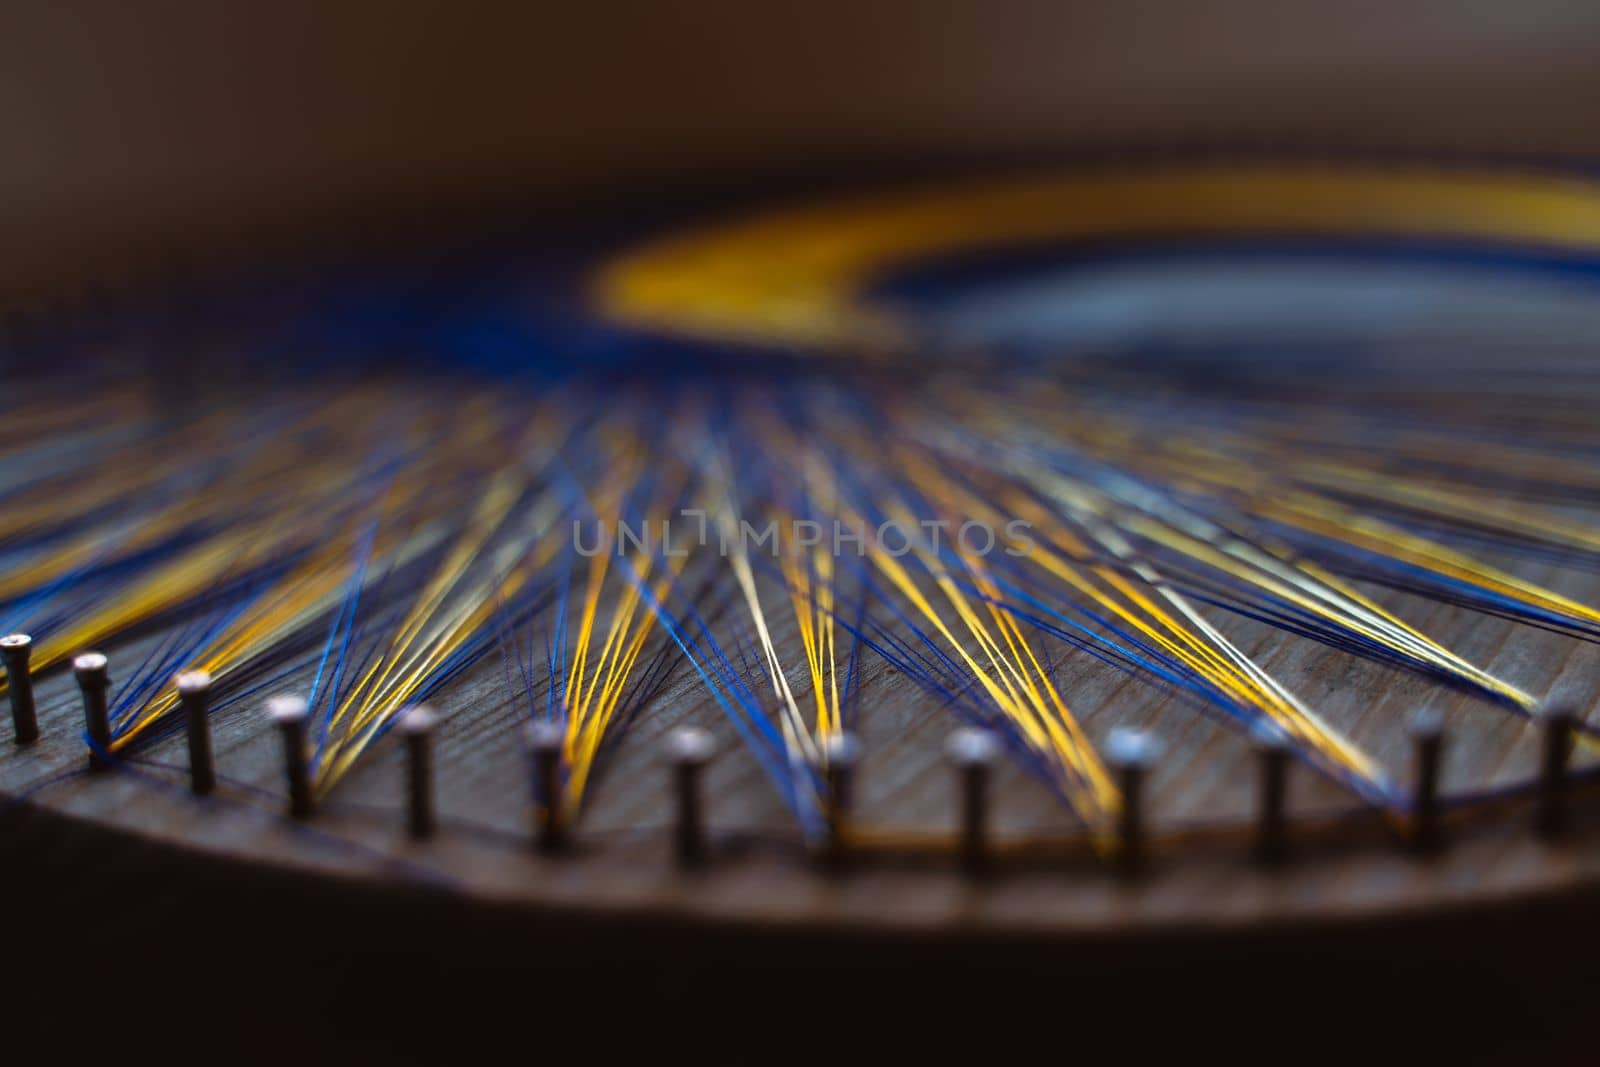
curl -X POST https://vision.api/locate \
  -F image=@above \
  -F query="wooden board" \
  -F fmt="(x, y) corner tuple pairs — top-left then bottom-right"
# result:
(4, 532), (1597, 940)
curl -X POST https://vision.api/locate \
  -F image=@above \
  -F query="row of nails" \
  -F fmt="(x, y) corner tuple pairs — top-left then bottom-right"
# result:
(2, 635), (1585, 874)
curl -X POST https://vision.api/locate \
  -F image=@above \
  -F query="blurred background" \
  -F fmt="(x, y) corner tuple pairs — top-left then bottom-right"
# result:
(6, 1), (1600, 298)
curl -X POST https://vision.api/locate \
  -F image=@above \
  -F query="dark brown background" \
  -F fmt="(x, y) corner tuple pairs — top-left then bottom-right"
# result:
(6, 2), (1600, 293)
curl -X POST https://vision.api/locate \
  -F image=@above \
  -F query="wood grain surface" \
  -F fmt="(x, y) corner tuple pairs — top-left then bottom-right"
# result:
(4, 519), (1597, 937)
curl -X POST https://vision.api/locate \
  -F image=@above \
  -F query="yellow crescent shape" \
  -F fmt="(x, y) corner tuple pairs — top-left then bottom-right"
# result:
(593, 164), (1600, 350)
